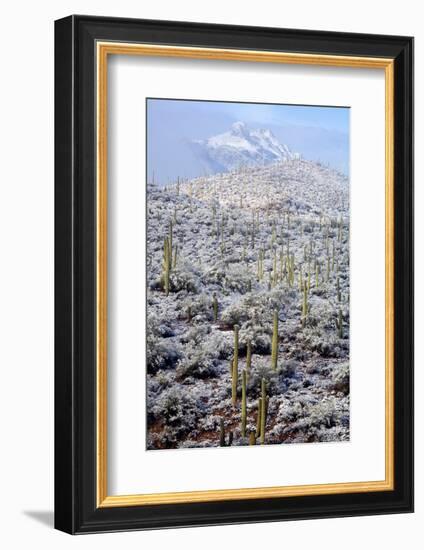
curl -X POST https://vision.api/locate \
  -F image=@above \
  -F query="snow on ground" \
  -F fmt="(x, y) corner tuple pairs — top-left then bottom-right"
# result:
(146, 158), (350, 450)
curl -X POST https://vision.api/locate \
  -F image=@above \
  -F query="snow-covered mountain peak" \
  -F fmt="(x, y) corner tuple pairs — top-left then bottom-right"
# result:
(193, 122), (298, 173)
(230, 120), (249, 136)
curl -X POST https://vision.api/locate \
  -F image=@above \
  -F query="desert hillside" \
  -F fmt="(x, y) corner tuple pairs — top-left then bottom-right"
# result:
(146, 158), (350, 450)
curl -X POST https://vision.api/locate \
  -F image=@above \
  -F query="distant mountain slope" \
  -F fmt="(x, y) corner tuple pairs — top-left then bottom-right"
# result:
(178, 157), (348, 217)
(192, 122), (299, 173)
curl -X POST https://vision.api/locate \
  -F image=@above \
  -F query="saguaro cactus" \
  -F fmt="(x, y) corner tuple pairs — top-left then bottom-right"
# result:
(241, 370), (247, 437)
(337, 308), (343, 338)
(271, 310), (279, 371)
(162, 236), (171, 296)
(168, 219), (173, 253)
(256, 397), (262, 436)
(219, 418), (226, 447)
(302, 283), (308, 328)
(251, 210), (255, 249)
(279, 250), (284, 281)
(260, 378), (266, 444)
(212, 292), (218, 322)
(337, 275), (341, 302)
(257, 249), (264, 281)
(272, 250), (277, 287)
(249, 432), (256, 445)
(232, 325), (239, 405)
(246, 339), (252, 373)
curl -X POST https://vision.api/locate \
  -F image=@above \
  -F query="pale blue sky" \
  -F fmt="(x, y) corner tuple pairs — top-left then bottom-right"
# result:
(147, 98), (349, 184)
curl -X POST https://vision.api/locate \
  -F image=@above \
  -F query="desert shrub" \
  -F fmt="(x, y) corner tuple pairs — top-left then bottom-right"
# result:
(275, 400), (304, 423)
(146, 310), (175, 338)
(169, 262), (200, 293)
(202, 262), (252, 294)
(178, 294), (214, 323)
(180, 324), (211, 345)
(146, 334), (182, 374)
(240, 324), (271, 354)
(330, 362), (350, 394)
(298, 396), (340, 430)
(176, 342), (220, 380)
(147, 386), (199, 435)
(245, 356), (280, 396)
(301, 329), (347, 359)
(281, 359), (298, 378)
(221, 301), (250, 327)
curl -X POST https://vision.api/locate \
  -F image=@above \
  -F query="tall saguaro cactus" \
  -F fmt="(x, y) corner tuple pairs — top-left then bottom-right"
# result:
(246, 339), (252, 373)
(168, 219), (173, 254)
(251, 210), (255, 249)
(219, 418), (226, 447)
(212, 292), (218, 322)
(271, 310), (279, 371)
(302, 283), (308, 328)
(256, 397), (262, 436)
(336, 275), (341, 302)
(260, 378), (266, 444)
(232, 325), (239, 405)
(257, 249), (264, 281)
(337, 308), (343, 338)
(241, 370), (247, 437)
(162, 236), (171, 296)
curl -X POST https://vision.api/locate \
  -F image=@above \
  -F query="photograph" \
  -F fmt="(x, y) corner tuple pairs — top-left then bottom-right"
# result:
(146, 98), (350, 450)
(51, 11), (413, 536)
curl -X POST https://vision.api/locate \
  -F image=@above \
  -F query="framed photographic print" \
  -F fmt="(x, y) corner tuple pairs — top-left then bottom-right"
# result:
(54, 15), (414, 534)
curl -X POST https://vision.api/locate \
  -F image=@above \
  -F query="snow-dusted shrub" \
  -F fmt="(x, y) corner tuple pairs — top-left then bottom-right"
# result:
(299, 396), (340, 430)
(246, 355), (280, 395)
(240, 324), (271, 354)
(169, 262), (200, 293)
(176, 342), (220, 380)
(222, 265), (252, 293)
(147, 310), (175, 338)
(301, 329), (347, 359)
(202, 262), (252, 294)
(275, 400), (304, 423)
(147, 386), (199, 436)
(178, 294), (214, 323)
(330, 362), (349, 394)
(221, 301), (250, 327)
(281, 359), (298, 378)
(146, 334), (181, 374)
(180, 324), (211, 345)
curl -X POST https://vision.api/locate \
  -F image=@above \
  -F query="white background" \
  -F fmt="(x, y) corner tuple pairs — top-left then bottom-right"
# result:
(108, 57), (386, 495)
(0, 1), (421, 549)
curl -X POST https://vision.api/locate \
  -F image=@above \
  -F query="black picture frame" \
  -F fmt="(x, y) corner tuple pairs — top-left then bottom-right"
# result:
(55, 14), (414, 534)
